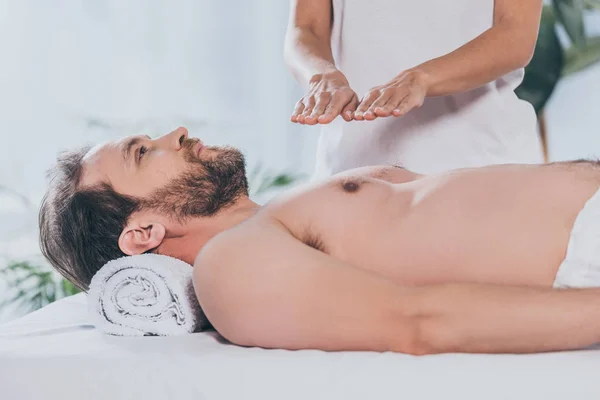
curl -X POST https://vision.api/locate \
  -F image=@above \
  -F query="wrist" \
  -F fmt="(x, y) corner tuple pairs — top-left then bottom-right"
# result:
(309, 69), (348, 87)
(403, 67), (434, 97)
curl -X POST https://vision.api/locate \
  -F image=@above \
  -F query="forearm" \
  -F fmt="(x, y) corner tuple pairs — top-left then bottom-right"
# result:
(284, 27), (339, 88)
(414, 24), (537, 97)
(416, 284), (600, 354)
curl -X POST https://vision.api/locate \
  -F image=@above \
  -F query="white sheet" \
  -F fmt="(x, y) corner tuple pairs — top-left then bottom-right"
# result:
(1, 294), (600, 400)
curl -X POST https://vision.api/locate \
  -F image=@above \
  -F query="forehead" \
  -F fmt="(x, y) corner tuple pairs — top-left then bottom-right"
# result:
(80, 136), (138, 188)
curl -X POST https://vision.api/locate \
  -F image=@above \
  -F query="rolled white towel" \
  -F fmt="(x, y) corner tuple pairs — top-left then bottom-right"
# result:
(88, 254), (210, 336)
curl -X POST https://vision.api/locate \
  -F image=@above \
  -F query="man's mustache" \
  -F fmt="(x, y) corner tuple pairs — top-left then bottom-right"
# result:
(183, 138), (200, 152)
(182, 138), (202, 162)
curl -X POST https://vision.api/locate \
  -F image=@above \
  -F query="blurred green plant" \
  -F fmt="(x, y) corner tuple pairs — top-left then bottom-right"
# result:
(515, 0), (600, 160)
(249, 165), (305, 197)
(516, 0), (600, 112)
(0, 261), (81, 317)
(0, 168), (302, 318)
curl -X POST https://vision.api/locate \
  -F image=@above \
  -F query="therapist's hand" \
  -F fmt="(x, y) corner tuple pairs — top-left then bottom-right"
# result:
(292, 70), (359, 125)
(354, 70), (429, 121)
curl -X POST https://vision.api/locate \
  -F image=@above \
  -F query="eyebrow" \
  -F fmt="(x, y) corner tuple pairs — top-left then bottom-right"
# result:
(122, 135), (151, 165)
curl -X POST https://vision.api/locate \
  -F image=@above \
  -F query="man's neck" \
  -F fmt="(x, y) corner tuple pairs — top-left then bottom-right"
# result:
(157, 198), (261, 265)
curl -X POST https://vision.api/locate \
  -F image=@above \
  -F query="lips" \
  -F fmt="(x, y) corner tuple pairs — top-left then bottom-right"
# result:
(195, 142), (204, 157)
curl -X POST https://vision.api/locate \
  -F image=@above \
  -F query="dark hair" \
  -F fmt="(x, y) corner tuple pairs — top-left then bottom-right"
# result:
(39, 147), (141, 291)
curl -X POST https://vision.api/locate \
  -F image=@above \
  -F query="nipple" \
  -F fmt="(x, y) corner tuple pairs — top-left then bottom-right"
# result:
(342, 180), (361, 193)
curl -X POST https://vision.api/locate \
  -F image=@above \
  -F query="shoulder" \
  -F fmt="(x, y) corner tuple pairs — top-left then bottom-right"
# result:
(192, 218), (299, 341)
(193, 217), (284, 280)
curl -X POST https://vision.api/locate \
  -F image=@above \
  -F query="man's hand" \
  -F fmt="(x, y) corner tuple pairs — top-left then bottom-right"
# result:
(354, 69), (429, 121)
(291, 70), (359, 125)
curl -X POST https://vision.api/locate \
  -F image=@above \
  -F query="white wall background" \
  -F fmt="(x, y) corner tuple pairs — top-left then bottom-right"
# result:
(0, 0), (598, 321)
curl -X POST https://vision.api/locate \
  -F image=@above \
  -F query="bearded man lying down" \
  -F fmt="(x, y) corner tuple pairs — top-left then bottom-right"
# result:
(40, 127), (600, 355)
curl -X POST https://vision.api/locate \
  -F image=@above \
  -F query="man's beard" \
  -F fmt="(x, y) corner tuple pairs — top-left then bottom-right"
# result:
(141, 142), (249, 220)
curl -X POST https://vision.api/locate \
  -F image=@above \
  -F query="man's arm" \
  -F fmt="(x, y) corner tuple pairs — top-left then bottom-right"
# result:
(194, 224), (600, 355)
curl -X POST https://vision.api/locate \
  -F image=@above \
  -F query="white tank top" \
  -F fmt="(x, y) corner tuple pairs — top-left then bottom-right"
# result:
(314, 0), (543, 178)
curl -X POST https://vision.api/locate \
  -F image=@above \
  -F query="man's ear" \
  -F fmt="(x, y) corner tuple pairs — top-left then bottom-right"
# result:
(118, 218), (166, 256)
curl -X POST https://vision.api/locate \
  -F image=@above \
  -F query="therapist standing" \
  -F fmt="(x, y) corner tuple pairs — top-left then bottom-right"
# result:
(284, 0), (544, 177)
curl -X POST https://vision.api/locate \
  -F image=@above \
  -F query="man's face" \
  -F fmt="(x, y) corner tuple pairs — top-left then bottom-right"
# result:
(81, 127), (248, 218)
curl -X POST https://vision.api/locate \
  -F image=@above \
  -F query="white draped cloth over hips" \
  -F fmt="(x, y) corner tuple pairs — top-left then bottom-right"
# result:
(313, 0), (544, 179)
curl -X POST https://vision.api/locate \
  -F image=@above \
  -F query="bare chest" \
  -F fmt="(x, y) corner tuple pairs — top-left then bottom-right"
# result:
(269, 176), (409, 263)
(267, 166), (600, 286)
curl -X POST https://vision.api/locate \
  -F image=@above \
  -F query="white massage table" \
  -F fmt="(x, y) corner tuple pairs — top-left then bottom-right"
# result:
(1, 293), (600, 400)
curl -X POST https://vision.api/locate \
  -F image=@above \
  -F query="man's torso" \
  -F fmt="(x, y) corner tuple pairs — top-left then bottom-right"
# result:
(239, 161), (600, 287)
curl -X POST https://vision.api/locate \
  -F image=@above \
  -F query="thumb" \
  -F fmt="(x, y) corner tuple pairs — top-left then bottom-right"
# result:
(341, 94), (359, 121)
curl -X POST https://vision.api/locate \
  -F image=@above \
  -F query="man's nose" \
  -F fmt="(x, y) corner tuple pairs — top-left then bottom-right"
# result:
(159, 126), (188, 150)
